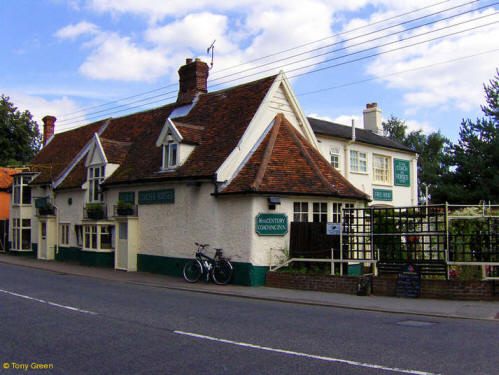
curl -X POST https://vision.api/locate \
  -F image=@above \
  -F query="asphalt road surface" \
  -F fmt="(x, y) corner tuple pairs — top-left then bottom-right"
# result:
(0, 263), (497, 375)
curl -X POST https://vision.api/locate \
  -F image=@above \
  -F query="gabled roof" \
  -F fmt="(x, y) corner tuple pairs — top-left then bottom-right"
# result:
(0, 167), (22, 190)
(30, 120), (106, 185)
(56, 103), (177, 190)
(308, 117), (415, 153)
(220, 114), (369, 200)
(104, 74), (277, 185)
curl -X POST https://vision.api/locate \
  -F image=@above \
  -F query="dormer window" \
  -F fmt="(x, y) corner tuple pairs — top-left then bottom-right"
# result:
(88, 165), (105, 202)
(163, 143), (178, 169)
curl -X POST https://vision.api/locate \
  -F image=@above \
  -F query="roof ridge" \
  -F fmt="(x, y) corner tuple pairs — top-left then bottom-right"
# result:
(173, 122), (205, 130)
(204, 74), (278, 97)
(251, 114), (283, 191)
(99, 137), (133, 146)
(282, 118), (336, 193)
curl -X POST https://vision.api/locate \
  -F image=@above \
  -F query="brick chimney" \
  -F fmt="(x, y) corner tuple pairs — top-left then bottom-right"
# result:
(177, 58), (209, 105)
(42, 115), (56, 146)
(363, 103), (382, 134)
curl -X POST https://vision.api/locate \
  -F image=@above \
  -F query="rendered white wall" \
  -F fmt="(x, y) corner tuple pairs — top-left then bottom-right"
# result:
(317, 135), (418, 207)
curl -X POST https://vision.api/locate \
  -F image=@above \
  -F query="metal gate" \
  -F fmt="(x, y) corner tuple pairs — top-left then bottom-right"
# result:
(341, 204), (499, 278)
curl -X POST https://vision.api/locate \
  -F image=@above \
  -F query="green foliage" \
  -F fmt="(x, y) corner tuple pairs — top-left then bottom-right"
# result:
(382, 116), (450, 203)
(0, 95), (41, 166)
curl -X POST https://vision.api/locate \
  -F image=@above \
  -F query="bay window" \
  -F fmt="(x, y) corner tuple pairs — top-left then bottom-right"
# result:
(88, 165), (105, 202)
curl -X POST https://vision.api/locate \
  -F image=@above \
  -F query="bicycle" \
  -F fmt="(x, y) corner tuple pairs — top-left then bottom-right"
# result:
(183, 242), (233, 285)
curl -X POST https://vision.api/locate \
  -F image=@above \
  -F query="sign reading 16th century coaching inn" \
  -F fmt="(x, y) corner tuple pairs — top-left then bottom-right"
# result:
(255, 213), (288, 236)
(394, 159), (410, 186)
(138, 189), (175, 204)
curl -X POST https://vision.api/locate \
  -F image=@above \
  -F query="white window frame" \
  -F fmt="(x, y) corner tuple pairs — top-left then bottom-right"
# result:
(293, 202), (309, 222)
(88, 165), (105, 202)
(60, 223), (70, 245)
(350, 150), (367, 173)
(12, 218), (20, 250)
(373, 154), (391, 185)
(83, 224), (114, 251)
(332, 203), (342, 223)
(12, 218), (31, 251)
(313, 202), (328, 223)
(330, 145), (340, 169)
(162, 143), (178, 169)
(12, 175), (32, 205)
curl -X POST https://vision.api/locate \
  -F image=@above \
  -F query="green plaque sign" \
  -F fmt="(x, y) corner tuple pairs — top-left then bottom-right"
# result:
(255, 213), (288, 236)
(394, 159), (410, 186)
(119, 191), (135, 204)
(138, 189), (174, 204)
(373, 189), (393, 201)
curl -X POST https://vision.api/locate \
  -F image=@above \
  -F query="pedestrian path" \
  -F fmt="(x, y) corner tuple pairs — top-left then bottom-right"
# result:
(1, 253), (498, 321)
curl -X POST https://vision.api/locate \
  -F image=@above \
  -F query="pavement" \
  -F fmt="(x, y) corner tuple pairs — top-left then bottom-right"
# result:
(1, 252), (498, 321)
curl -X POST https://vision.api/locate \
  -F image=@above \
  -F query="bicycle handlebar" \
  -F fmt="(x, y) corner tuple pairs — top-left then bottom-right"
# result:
(195, 242), (209, 248)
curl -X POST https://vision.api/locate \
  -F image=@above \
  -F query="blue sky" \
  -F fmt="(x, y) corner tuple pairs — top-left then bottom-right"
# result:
(1, 0), (498, 142)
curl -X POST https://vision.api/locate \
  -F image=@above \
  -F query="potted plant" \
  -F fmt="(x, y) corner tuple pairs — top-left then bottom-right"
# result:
(116, 200), (134, 216)
(38, 202), (55, 216)
(86, 203), (105, 220)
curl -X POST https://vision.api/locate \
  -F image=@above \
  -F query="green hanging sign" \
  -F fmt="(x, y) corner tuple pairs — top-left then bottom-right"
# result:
(255, 213), (288, 236)
(373, 189), (393, 201)
(394, 159), (410, 186)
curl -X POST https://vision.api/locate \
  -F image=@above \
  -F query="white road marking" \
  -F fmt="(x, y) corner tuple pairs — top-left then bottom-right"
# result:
(174, 330), (441, 375)
(0, 288), (98, 315)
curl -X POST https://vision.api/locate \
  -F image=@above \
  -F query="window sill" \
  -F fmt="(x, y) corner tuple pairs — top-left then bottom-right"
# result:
(372, 182), (393, 187)
(350, 171), (368, 175)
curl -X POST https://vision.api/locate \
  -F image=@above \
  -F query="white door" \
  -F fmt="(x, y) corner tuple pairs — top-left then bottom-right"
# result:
(40, 222), (48, 259)
(116, 222), (128, 270)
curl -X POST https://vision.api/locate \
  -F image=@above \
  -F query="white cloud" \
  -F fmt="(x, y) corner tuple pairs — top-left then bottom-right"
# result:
(145, 12), (234, 53)
(55, 21), (100, 39)
(7, 93), (85, 133)
(405, 119), (436, 134)
(363, 8), (499, 113)
(333, 114), (362, 127)
(79, 33), (170, 82)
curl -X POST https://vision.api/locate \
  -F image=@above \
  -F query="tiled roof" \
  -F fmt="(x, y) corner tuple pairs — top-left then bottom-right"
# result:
(56, 104), (176, 190)
(104, 75), (277, 185)
(0, 167), (22, 190)
(173, 122), (204, 145)
(220, 114), (369, 200)
(30, 121), (106, 185)
(99, 138), (132, 164)
(308, 117), (415, 153)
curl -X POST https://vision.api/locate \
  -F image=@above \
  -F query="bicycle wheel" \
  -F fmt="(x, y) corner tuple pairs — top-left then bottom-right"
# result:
(211, 259), (233, 285)
(183, 259), (203, 283)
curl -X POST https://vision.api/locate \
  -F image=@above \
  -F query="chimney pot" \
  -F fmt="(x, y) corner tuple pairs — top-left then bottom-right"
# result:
(177, 58), (209, 105)
(42, 115), (56, 146)
(363, 103), (382, 133)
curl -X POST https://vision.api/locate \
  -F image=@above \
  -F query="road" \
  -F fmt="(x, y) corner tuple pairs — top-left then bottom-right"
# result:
(0, 262), (497, 375)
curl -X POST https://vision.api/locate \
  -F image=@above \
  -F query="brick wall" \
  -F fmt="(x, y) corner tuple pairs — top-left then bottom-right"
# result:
(266, 271), (499, 300)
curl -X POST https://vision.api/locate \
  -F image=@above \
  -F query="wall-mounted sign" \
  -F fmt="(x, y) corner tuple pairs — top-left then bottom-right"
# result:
(373, 188), (393, 201)
(394, 159), (410, 186)
(255, 213), (288, 236)
(326, 222), (341, 235)
(138, 189), (174, 204)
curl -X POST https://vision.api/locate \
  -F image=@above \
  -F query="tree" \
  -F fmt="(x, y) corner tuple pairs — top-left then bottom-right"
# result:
(435, 70), (499, 204)
(382, 115), (407, 143)
(382, 116), (450, 203)
(0, 95), (41, 166)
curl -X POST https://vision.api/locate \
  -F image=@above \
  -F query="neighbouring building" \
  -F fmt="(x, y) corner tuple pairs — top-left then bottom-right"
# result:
(8, 58), (417, 285)
(309, 103), (418, 207)
(0, 167), (22, 251)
